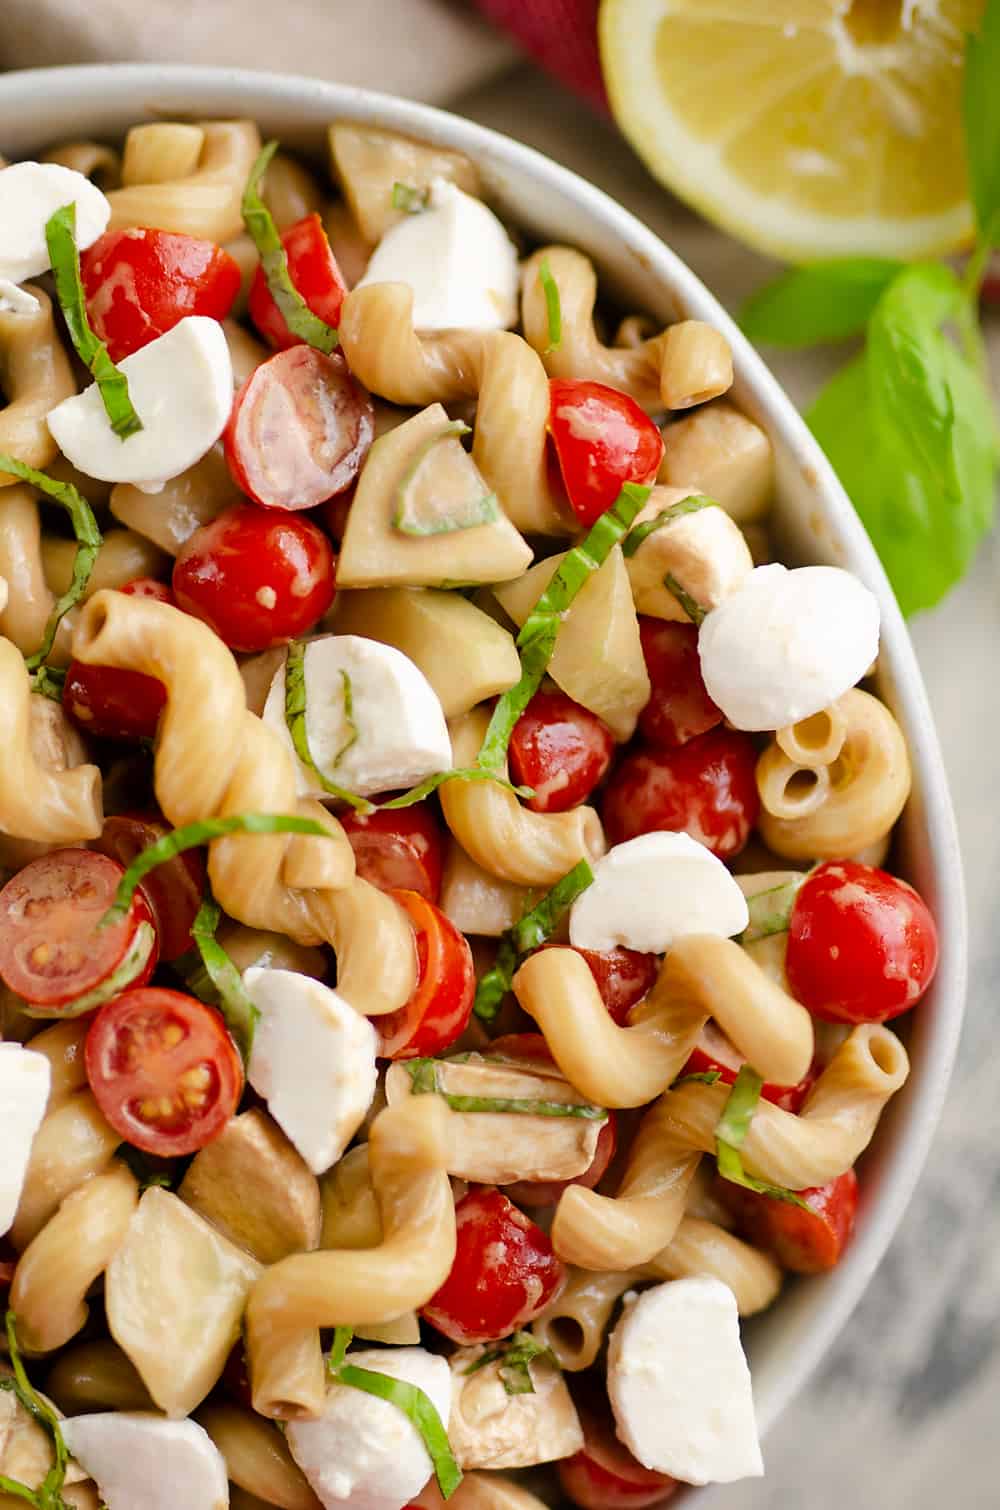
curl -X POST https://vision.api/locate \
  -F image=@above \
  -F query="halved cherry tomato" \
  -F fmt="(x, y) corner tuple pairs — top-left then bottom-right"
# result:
(92, 813), (204, 962)
(506, 1113), (617, 1208)
(81, 228), (241, 362)
(248, 213), (348, 351)
(225, 346), (373, 511)
(786, 861), (939, 1024)
(548, 379), (664, 528)
(0, 850), (157, 1013)
(559, 1401), (679, 1510)
(63, 579), (174, 741)
(637, 617), (722, 748)
(376, 889), (475, 1060)
(172, 503), (336, 652)
(422, 1187), (566, 1344)
(574, 946), (659, 1026)
(86, 988), (242, 1156)
(602, 728), (759, 860)
(509, 689), (615, 813)
(338, 804), (445, 904)
(719, 1167), (859, 1274)
(682, 1020), (817, 1114)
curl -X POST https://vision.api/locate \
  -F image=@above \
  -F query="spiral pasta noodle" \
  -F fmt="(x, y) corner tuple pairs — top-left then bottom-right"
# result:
(0, 638), (102, 843)
(108, 120), (262, 243)
(0, 289), (76, 485)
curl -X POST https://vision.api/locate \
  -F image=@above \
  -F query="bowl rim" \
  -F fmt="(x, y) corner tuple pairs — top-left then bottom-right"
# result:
(0, 58), (969, 1463)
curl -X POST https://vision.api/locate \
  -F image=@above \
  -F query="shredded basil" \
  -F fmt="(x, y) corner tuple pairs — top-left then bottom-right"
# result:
(740, 874), (807, 945)
(0, 1311), (74, 1510)
(328, 1326), (353, 1372)
(713, 1065), (809, 1209)
(45, 204), (143, 439)
(538, 255), (562, 354)
(332, 669), (359, 766)
(392, 181), (430, 214)
(380, 766), (534, 809)
(31, 665), (68, 702)
(663, 571), (708, 626)
(620, 493), (717, 557)
(477, 481), (651, 775)
(0, 455), (102, 671)
(474, 858), (594, 1022)
(393, 421), (499, 536)
(671, 1069), (723, 1089)
(242, 140), (338, 353)
(463, 1330), (555, 1395)
(402, 1056), (605, 1120)
(191, 892), (261, 1062)
(284, 641), (374, 812)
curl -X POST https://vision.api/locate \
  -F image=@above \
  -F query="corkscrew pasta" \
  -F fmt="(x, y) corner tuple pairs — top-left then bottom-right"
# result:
(0, 113), (939, 1510)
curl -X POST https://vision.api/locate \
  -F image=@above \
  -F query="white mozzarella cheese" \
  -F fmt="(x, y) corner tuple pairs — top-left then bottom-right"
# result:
(697, 562), (880, 732)
(607, 1278), (763, 1486)
(0, 1043), (51, 1237)
(61, 1411), (229, 1510)
(244, 966), (378, 1175)
(356, 178), (519, 332)
(47, 316), (233, 485)
(569, 832), (749, 955)
(263, 634), (453, 801)
(0, 161), (110, 284)
(287, 1347), (451, 1510)
(0, 278), (40, 315)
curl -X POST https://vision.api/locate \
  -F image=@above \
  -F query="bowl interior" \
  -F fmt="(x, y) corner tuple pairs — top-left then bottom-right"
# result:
(0, 63), (968, 1473)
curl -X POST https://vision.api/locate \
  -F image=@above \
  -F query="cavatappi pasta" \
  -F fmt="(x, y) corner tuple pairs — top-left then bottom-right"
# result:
(0, 116), (939, 1510)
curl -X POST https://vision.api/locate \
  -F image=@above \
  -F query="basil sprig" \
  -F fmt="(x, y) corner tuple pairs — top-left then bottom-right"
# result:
(477, 481), (651, 775)
(0, 1311), (75, 1509)
(45, 204), (143, 439)
(190, 891), (261, 1062)
(327, 1330), (462, 1499)
(620, 493), (716, 557)
(463, 1330), (555, 1396)
(284, 641), (374, 813)
(713, 1065), (809, 1209)
(242, 140), (338, 353)
(403, 1056), (606, 1120)
(538, 255), (562, 354)
(474, 858), (594, 1022)
(0, 455), (101, 671)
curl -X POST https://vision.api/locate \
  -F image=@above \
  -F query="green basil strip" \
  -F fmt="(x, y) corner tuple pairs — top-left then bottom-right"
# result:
(335, 1364), (462, 1499)
(392, 181), (430, 214)
(671, 1069), (722, 1089)
(1, 1310), (73, 1509)
(100, 813), (335, 929)
(191, 892), (261, 1062)
(663, 571), (707, 626)
(242, 141), (338, 353)
(393, 421), (500, 536)
(463, 1331), (554, 1396)
(473, 858), (593, 1022)
(477, 481), (651, 774)
(740, 874), (806, 945)
(620, 493), (717, 557)
(538, 255), (562, 354)
(332, 669), (359, 766)
(0, 455), (102, 671)
(402, 1057), (605, 1120)
(713, 1065), (809, 1209)
(380, 766), (534, 810)
(116, 1144), (175, 1192)
(44, 204), (143, 439)
(328, 1326), (353, 1372)
(284, 641), (374, 813)
(31, 665), (68, 702)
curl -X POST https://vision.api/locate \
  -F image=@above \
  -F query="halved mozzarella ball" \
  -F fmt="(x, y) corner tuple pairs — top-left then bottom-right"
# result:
(0, 161), (109, 284)
(0, 1043), (51, 1237)
(62, 1412), (229, 1510)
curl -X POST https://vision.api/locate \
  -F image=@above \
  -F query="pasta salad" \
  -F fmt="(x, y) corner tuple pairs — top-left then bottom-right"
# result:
(0, 117), (940, 1510)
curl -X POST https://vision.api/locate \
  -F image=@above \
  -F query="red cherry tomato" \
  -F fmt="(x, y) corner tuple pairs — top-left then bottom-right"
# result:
(559, 1403), (679, 1510)
(548, 379), (664, 528)
(119, 578), (175, 604)
(509, 689), (615, 813)
(0, 850), (157, 1013)
(486, 1032), (557, 1068)
(602, 728), (759, 860)
(786, 861), (939, 1024)
(720, 1167), (859, 1274)
(172, 503), (336, 652)
(422, 1187), (565, 1345)
(81, 228), (241, 362)
(682, 1021), (817, 1114)
(63, 579), (174, 741)
(92, 813), (204, 963)
(376, 890), (475, 1060)
(85, 987), (242, 1157)
(505, 1113), (617, 1208)
(225, 346), (373, 511)
(574, 946), (660, 1026)
(338, 804), (445, 903)
(637, 617), (722, 748)
(248, 213), (348, 351)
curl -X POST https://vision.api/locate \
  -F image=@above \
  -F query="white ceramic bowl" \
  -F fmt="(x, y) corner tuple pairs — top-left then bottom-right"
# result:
(0, 63), (967, 1493)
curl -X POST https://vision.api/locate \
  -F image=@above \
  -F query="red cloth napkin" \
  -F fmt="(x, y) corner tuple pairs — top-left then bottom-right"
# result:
(473, 0), (609, 111)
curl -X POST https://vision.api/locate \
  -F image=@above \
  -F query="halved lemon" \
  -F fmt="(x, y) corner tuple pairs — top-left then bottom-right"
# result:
(599, 0), (982, 262)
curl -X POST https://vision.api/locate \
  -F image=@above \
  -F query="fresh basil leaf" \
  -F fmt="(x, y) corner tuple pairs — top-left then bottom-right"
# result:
(662, 571), (706, 626)
(284, 641), (374, 812)
(671, 1069), (722, 1089)
(961, 0), (1000, 241)
(739, 259), (903, 348)
(242, 141), (338, 353)
(30, 665), (67, 702)
(402, 1057), (606, 1120)
(538, 255), (562, 354)
(715, 1140), (810, 1209)
(463, 1331), (554, 1396)
(379, 767), (534, 809)
(621, 493), (715, 557)
(1, 1310), (74, 1509)
(473, 858), (593, 1022)
(327, 1326), (353, 1372)
(713, 1066), (809, 1209)
(190, 892), (260, 1062)
(334, 1364), (462, 1499)
(393, 421), (499, 536)
(740, 873), (806, 944)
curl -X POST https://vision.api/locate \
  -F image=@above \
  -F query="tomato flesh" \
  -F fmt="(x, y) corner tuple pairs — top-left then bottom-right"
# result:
(93, 813), (205, 963)
(422, 1186), (565, 1344)
(509, 689), (615, 813)
(575, 946), (659, 1026)
(786, 860), (939, 1024)
(0, 850), (156, 1011)
(225, 346), (373, 511)
(682, 1021), (817, 1114)
(601, 728), (759, 860)
(559, 1402), (679, 1510)
(338, 803), (445, 903)
(720, 1167), (859, 1274)
(376, 889), (474, 1060)
(637, 617), (722, 748)
(63, 579), (174, 741)
(85, 987), (242, 1156)
(81, 228), (241, 362)
(172, 502), (336, 652)
(248, 213), (348, 350)
(548, 379), (663, 528)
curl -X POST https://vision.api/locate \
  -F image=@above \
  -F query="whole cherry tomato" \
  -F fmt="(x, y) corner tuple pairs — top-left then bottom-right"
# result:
(602, 728), (759, 860)
(786, 861), (939, 1024)
(62, 578), (174, 741)
(81, 228), (241, 361)
(248, 213), (348, 350)
(421, 1187), (565, 1344)
(719, 1167), (859, 1274)
(637, 617), (722, 747)
(536, 942), (658, 1026)
(172, 503), (336, 652)
(338, 803), (445, 903)
(93, 813), (204, 962)
(509, 689), (615, 813)
(559, 1401), (679, 1510)
(376, 889), (475, 1059)
(681, 1021), (817, 1114)
(548, 379), (663, 527)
